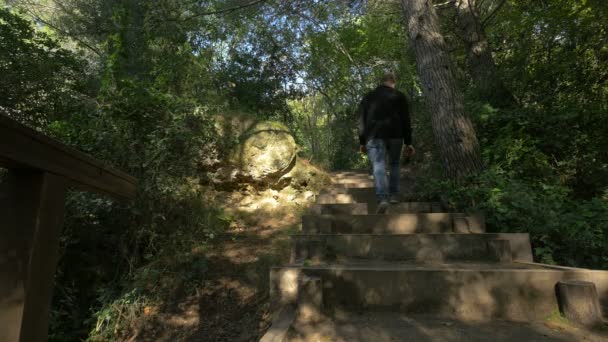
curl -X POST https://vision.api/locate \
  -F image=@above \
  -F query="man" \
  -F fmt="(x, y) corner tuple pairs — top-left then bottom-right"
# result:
(358, 72), (415, 214)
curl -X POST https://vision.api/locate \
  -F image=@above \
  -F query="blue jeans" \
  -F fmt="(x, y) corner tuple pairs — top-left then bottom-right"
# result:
(366, 138), (403, 202)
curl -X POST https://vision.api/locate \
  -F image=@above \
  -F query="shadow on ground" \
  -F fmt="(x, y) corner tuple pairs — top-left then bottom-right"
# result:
(288, 312), (608, 342)
(123, 188), (309, 342)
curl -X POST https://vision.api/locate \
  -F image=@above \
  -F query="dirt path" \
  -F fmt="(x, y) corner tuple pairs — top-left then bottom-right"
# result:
(125, 187), (311, 342)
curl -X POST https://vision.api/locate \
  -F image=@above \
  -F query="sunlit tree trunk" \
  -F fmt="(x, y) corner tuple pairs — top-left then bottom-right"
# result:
(401, 0), (483, 179)
(454, 0), (516, 107)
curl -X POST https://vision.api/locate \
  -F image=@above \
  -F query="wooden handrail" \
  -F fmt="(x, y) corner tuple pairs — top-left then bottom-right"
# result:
(0, 114), (136, 200)
(0, 113), (137, 342)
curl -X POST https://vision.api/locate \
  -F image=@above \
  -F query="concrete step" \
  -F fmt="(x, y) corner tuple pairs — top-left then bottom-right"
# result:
(318, 187), (367, 203)
(291, 233), (533, 263)
(270, 262), (608, 321)
(330, 169), (413, 179)
(317, 187), (418, 205)
(331, 180), (375, 188)
(320, 187), (376, 196)
(308, 203), (369, 215)
(331, 174), (372, 180)
(308, 202), (444, 215)
(330, 171), (370, 178)
(286, 312), (608, 341)
(331, 178), (415, 189)
(302, 213), (485, 234)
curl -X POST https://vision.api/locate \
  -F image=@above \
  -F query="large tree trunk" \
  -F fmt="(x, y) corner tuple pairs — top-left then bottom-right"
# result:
(454, 0), (516, 107)
(401, 0), (483, 179)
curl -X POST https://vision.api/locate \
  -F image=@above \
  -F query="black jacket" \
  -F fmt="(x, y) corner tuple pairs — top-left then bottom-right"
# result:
(358, 85), (411, 146)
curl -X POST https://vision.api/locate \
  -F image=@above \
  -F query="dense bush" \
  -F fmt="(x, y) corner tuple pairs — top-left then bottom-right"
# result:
(1, 8), (230, 340)
(417, 165), (608, 269)
(46, 80), (232, 341)
(412, 0), (608, 270)
(0, 8), (85, 128)
(417, 97), (608, 269)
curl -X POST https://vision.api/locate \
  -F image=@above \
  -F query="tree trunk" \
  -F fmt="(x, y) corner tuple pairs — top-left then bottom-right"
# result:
(401, 0), (483, 179)
(454, 0), (516, 107)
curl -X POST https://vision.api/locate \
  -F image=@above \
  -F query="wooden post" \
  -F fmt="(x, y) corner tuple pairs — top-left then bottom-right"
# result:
(0, 114), (135, 340)
(0, 170), (67, 342)
(556, 280), (604, 327)
(297, 276), (323, 323)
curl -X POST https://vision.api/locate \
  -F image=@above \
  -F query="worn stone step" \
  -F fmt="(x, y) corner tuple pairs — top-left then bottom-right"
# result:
(291, 233), (532, 263)
(309, 202), (444, 215)
(331, 180), (375, 188)
(285, 311), (608, 342)
(308, 203), (369, 215)
(302, 213), (485, 234)
(330, 169), (369, 177)
(317, 187), (417, 205)
(317, 187), (377, 204)
(270, 263), (608, 321)
(320, 187), (377, 196)
(316, 192), (422, 210)
(331, 177), (415, 190)
(331, 169), (413, 179)
(331, 174), (372, 179)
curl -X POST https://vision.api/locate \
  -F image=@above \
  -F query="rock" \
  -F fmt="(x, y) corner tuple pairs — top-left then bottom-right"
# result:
(276, 159), (331, 191)
(303, 191), (315, 201)
(207, 114), (332, 192)
(229, 121), (297, 182)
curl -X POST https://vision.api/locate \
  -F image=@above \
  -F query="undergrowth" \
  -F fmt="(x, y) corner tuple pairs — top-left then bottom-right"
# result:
(414, 100), (608, 270)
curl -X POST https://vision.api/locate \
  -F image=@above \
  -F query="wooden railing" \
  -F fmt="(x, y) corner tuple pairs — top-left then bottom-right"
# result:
(0, 114), (137, 342)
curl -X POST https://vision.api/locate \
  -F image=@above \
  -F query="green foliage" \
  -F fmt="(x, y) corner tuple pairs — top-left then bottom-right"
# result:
(291, 1), (420, 169)
(46, 77), (228, 340)
(420, 109), (608, 270)
(0, 7), (85, 128)
(1, 5), (229, 340)
(418, 164), (608, 269)
(410, 0), (608, 269)
(487, 0), (608, 198)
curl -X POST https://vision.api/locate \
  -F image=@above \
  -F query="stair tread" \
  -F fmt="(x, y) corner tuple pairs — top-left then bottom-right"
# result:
(291, 232), (529, 235)
(306, 212), (459, 217)
(287, 312), (608, 341)
(279, 261), (550, 271)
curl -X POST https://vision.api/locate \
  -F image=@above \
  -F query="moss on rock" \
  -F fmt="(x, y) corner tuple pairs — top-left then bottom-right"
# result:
(275, 159), (331, 191)
(229, 121), (297, 180)
(209, 113), (301, 187)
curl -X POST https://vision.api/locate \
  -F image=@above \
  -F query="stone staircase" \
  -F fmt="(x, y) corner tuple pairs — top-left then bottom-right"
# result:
(262, 170), (608, 341)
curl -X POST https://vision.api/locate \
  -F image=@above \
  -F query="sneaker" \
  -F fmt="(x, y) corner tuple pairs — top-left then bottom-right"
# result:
(389, 194), (400, 204)
(376, 201), (390, 214)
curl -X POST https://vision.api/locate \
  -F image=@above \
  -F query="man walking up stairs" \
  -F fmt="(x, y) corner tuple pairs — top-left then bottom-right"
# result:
(357, 72), (415, 214)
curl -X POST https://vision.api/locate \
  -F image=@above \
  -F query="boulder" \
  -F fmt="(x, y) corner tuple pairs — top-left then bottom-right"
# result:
(275, 159), (332, 191)
(229, 121), (297, 182)
(208, 114), (299, 188)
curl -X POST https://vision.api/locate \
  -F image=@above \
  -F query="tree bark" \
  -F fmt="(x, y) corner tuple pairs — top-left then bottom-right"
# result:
(401, 0), (483, 179)
(454, 0), (516, 107)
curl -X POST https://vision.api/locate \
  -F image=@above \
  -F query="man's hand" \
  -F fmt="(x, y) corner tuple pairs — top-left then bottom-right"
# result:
(359, 145), (367, 154)
(404, 145), (416, 158)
